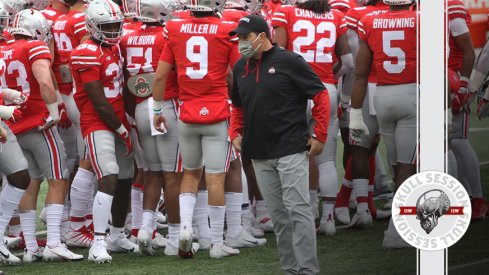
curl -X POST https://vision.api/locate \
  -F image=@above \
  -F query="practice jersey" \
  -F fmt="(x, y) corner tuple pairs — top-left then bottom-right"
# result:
(52, 11), (88, 96)
(70, 40), (128, 137)
(40, 6), (66, 28)
(2, 40), (52, 134)
(447, 0), (471, 73)
(120, 24), (178, 103)
(272, 6), (347, 84)
(358, 10), (417, 85)
(160, 17), (239, 123)
(222, 9), (250, 23)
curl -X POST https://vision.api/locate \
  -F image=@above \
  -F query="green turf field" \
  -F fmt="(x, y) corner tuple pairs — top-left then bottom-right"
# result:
(1, 110), (487, 274)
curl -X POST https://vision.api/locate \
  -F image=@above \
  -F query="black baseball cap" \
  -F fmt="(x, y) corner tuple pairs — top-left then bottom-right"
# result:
(229, 14), (270, 37)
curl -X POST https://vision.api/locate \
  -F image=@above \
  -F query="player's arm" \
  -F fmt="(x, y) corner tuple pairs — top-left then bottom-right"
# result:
(32, 58), (60, 128)
(80, 34), (90, 44)
(471, 39), (489, 92)
(123, 68), (136, 119)
(273, 27), (287, 48)
(227, 66), (233, 98)
(229, 67), (244, 152)
(85, 80), (124, 130)
(451, 18), (475, 86)
(151, 60), (173, 132)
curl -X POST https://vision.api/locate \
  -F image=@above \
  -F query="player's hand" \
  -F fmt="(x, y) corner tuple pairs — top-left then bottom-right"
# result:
(116, 125), (133, 156)
(349, 108), (368, 145)
(2, 88), (27, 106)
(153, 112), (168, 133)
(38, 114), (60, 131)
(477, 98), (489, 120)
(57, 103), (72, 129)
(338, 101), (350, 124)
(232, 135), (242, 153)
(0, 126), (7, 143)
(307, 137), (324, 156)
(0, 105), (22, 123)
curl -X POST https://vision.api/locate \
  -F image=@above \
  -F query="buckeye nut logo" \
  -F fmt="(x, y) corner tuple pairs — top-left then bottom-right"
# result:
(392, 171), (471, 251)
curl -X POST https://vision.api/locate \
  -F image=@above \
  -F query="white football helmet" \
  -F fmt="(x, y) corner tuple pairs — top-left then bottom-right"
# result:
(186, 0), (227, 16)
(31, 0), (51, 10)
(137, 0), (179, 25)
(225, 0), (245, 9)
(85, 0), (124, 45)
(243, 0), (261, 13)
(383, 0), (414, 5)
(122, 0), (137, 17)
(4, 0), (30, 17)
(10, 9), (52, 43)
(0, 2), (10, 33)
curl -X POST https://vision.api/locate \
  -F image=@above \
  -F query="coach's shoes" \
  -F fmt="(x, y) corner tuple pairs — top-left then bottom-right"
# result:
(43, 243), (84, 261)
(0, 242), (21, 265)
(349, 210), (373, 229)
(89, 241), (112, 263)
(4, 236), (21, 249)
(319, 214), (336, 235)
(107, 234), (139, 253)
(164, 242), (200, 256)
(23, 248), (43, 263)
(254, 216), (274, 233)
(335, 207), (351, 225)
(209, 244), (240, 258)
(225, 231), (267, 248)
(66, 226), (94, 248)
(137, 227), (154, 256)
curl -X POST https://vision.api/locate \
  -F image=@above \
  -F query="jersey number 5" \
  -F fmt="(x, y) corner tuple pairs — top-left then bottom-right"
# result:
(382, 31), (406, 74)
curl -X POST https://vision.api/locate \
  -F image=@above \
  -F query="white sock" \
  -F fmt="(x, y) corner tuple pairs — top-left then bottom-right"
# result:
(0, 184), (25, 239)
(180, 193), (196, 228)
(152, 211), (158, 232)
(225, 192), (242, 239)
(19, 210), (38, 252)
(194, 191), (210, 239)
(46, 204), (64, 247)
(70, 168), (95, 230)
(353, 179), (369, 213)
(109, 226), (124, 242)
(255, 200), (268, 218)
(141, 210), (154, 231)
(208, 205), (225, 246)
(318, 161), (339, 198)
(8, 223), (21, 237)
(168, 223), (179, 248)
(322, 202), (335, 219)
(131, 186), (143, 231)
(92, 192), (113, 234)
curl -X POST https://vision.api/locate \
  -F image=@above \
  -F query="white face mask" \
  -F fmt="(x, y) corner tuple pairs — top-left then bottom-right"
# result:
(238, 34), (262, 59)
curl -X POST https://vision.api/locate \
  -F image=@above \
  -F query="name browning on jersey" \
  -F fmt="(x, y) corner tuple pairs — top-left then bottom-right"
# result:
(294, 9), (335, 20)
(373, 17), (415, 29)
(127, 35), (157, 45)
(180, 23), (219, 34)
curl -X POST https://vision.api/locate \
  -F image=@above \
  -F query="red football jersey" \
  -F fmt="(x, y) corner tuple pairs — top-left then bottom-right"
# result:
(222, 9), (250, 23)
(261, 1), (282, 39)
(329, 0), (357, 15)
(358, 10), (418, 86)
(70, 40), (128, 137)
(52, 11), (88, 96)
(120, 24), (179, 103)
(345, 3), (390, 31)
(174, 10), (191, 19)
(2, 40), (52, 134)
(447, 0), (471, 73)
(272, 7), (347, 84)
(160, 17), (239, 123)
(122, 20), (143, 37)
(0, 28), (15, 46)
(40, 6), (66, 27)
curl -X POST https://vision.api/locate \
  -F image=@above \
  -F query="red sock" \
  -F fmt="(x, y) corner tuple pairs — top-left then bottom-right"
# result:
(335, 156), (353, 208)
(131, 228), (139, 237)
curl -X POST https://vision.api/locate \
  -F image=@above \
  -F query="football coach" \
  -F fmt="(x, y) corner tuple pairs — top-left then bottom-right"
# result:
(228, 15), (330, 275)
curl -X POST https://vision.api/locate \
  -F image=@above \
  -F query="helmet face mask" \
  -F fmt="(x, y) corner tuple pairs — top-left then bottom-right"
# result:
(85, 0), (124, 45)
(122, 0), (137, 18)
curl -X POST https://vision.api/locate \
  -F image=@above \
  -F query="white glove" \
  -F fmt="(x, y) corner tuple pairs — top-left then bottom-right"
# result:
(38, 103), (60, 131)
(349, 108), (369, 144)
(0, 105), (18, 121)
(2, 88), (26, 105)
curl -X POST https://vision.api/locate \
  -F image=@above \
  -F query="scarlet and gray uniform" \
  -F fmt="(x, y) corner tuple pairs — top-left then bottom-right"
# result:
(70, 40), (134, 180)
(2, 40), (69, 180)
(120, 24), (182, 173)
(358, 9), (418, 165)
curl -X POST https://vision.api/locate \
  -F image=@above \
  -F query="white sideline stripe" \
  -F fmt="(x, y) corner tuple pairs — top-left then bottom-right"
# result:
(448, 258), (489, 271)
(469, 127), (489, 132)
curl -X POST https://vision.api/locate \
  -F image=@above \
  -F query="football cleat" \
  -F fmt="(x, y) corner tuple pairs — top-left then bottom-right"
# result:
(43, 243), (84, 261)
(471, 198), (488, 221)
(4, 236), (21, 249)
(66, 226), (94, 248)
(373, 209), (391, 220)
(164, 242), (199, 256)
(198, 237), (211, 250)
(243, 222), (265, 238)
(137, 227), (154, 256)
(23, 248), (43, 263)
(319, 214), (336, 236)
(155, 211), (167, 224)
(0, 242), (21, 265)
(152, 232), (167, 248)
(179, 225), (193, 259)
(88, 241), (112, 264)
(335, 207), (351, 225)
(382, 230), (412, 250)
(225, 231), (267, 248)
(209, 244), (240, 258)
(107, 234), (139, 253)
(254, 216), (274, 233)
(348, 210), (373, 229)
(157, 223), (168, 230)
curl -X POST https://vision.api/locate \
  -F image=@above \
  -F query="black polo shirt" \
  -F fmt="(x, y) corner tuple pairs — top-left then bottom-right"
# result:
(231, 45), (326, 160)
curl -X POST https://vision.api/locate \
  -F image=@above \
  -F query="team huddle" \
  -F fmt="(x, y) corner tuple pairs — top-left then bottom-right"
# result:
(0, 0), (482, 271)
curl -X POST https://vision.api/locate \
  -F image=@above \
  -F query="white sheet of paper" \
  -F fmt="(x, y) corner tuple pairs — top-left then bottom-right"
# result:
(148, 98), (167, 136)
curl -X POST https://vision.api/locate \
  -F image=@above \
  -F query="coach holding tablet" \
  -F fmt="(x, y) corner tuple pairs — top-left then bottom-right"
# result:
(228, 15), (330, 275)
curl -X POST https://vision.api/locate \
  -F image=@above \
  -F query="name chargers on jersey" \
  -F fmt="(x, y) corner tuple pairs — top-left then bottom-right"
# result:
(180, 23), (219, 34)
(294, 9), (335, 20)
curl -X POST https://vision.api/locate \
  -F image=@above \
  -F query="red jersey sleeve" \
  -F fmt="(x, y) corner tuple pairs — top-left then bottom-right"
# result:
(71, 51), (102, 83)
(271, 6), (289, 28)
(28, 41), (52, 63)
(159, 40), (175, 65)
(357, 18), (368, 41)
(447, 0), (470, 22)
(72, 13), (88, 42)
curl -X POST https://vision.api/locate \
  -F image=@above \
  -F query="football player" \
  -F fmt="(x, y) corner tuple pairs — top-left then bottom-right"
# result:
(152, 0), (241, 258)
(70, 0), (139, 263)
(329, 0), (356, 14)
(350, 0), (416, 248)
(446, 0), (486, 220)
(474, 38), (489, 119)
(222, 0), (251, 22)
(3, 9), (83, 261)
(272, 0), (354, 235)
